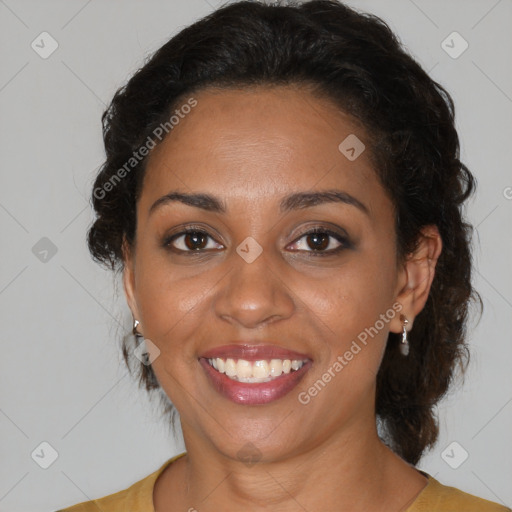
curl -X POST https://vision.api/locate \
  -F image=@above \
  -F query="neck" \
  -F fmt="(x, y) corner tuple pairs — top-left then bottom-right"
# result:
(160, 420), (425, 512)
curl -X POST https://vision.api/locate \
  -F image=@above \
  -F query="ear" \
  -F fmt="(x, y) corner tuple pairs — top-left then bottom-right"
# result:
(390, 225), (443, 334)
(122, 236), (142, 330)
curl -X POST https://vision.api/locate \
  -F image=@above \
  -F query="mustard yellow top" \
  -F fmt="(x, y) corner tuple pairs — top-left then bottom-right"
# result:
(57, 452), (511, 512)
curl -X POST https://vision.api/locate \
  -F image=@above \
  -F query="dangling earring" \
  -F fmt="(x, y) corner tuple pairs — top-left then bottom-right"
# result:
(133, 319), (143, 338)
(399, 314), (409, 356)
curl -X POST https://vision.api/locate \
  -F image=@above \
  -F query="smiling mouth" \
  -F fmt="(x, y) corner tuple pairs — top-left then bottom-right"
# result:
(199, 344), (313, 404)
(205, 357), (309, 383)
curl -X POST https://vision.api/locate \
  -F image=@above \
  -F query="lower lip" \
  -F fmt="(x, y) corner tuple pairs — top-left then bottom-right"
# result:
(199, 358), (311, 405)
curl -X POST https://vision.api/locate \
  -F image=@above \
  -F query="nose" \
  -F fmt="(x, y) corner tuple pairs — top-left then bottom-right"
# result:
(213, 246), (295, 330)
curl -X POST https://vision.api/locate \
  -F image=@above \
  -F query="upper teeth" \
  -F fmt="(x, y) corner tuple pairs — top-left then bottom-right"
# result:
(207, 358), (307, 383)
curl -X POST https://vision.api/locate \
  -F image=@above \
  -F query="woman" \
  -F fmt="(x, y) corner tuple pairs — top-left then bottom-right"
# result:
(57, 1), (510, 511)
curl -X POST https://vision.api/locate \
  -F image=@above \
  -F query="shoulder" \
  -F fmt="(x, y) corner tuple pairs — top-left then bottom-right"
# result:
(55, 472), (156, 512)
(55, 453), (186, 512)
(408, 473), (511, 512)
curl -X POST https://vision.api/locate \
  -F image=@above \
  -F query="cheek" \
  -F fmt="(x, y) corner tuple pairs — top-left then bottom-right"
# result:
(304, 254), (396, 330)
(133, 256), (206, 350)
(298, 255), (397, 390)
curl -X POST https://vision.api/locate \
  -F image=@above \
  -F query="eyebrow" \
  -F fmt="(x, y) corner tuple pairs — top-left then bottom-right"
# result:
(149, 189), (369, 216)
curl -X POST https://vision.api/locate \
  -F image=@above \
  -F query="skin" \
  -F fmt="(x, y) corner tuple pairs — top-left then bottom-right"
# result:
(123, 84), (443, 512)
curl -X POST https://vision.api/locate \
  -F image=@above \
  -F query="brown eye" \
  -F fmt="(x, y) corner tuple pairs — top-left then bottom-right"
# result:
(305, 232), (330, 251)
(183, 231), (208, 250)
(288, 227), (351, 255)
(165, 229), (223, 253)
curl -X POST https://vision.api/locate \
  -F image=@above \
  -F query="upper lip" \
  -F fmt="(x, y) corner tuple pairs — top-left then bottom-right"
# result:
(200, 343), (311, 361)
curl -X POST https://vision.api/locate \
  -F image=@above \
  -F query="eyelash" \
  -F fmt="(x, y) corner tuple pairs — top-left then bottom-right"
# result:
(163, 225), (351, 257)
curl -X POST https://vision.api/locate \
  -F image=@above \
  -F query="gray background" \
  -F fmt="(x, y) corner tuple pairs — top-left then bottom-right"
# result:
(0, 0), (511, 510)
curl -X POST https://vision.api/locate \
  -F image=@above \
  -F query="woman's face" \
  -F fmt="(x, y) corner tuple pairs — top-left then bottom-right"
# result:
(124, 85), (410, 462)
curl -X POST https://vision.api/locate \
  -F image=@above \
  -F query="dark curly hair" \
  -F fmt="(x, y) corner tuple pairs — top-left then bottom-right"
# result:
(87, 0), (480, 465)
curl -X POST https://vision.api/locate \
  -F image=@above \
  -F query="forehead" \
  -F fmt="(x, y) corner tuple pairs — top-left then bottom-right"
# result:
(140, 85), (388, 217)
